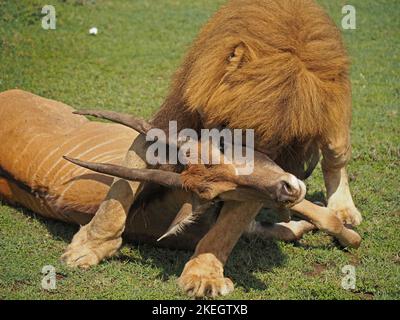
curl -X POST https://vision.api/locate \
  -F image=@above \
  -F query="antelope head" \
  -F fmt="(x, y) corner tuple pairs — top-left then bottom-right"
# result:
(66, 109), (306, 207)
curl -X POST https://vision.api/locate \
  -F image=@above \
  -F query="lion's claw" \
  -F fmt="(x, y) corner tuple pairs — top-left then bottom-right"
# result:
(60, 225), (122, 269)
(61, 246), (100, 269)
(178, 253), (234, 298)
(332, 205), (362, 227)
(179, 274), (234, 298)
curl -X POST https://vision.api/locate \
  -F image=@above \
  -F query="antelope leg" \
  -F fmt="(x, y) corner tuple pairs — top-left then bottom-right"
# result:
(244, 219), (316, 242)
(291, 199), (361, 248)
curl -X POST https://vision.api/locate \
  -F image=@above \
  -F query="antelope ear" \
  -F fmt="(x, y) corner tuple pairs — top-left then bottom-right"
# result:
(227, 42), (253, 72)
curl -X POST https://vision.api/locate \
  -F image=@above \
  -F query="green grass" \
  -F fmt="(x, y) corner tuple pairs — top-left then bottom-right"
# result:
(0, 0), (399, 300)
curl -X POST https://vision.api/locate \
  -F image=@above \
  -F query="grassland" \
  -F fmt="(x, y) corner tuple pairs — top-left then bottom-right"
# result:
(0, 0), (399, 299)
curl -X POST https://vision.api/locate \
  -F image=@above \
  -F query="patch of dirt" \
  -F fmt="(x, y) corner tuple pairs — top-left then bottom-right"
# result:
(346, 252), (361, 266)
(391, 210), (400, 217)
(348, 173), (357, 182)
(353, 290), (375, 300)
(56, 272), (67, 280)
(304, 263), (327, 277)
(9, 280), (31, 292)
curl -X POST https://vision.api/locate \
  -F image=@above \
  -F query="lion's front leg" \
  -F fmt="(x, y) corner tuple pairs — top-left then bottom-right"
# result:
(178, 201), (262, 298)
(61, 137), (147, 268)
(321, 131), (362, 227)
(323, 167), (362, 226)
(61, 179), (136, 268)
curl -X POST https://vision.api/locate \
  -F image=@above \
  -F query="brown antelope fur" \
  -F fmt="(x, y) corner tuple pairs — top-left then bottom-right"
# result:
(0, 89), (136, 224)
(1, 0), (362, 298)
(0, 90), (211, 245)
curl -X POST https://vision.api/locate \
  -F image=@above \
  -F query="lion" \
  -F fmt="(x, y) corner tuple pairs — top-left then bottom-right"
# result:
(12, 0), (361, 298)
(145, 0), (362, 296)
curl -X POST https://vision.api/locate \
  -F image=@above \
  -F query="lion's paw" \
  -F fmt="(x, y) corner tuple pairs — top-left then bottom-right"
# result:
(60, 225), (122, 269)
(178, 253), (234, 298)
(331, 205), (362, 227)
(60, 245), (100, 269)
(178, 274), (234, 298)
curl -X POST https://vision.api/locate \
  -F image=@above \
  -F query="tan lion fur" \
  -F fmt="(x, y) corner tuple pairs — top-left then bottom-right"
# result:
(153, 0), (351, 168)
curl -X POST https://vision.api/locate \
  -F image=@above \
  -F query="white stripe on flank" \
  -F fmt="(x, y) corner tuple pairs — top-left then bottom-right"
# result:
(28, 127), (103, 185)
(33, 127), (107, 186)
(49, 136), (125, 187)
(54, 154), (124, 208)
(56, 148), (126, 184)
(10, 133), (48, 173)
(58, 153), (123, 190)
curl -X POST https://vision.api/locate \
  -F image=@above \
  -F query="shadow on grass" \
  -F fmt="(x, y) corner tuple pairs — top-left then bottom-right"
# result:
(3, 202), (78, 243)
(305, 191), (327, 205)
(114, 237), (286, 292)
(10, 203), (286, 292)
(7, 189), (331, 293)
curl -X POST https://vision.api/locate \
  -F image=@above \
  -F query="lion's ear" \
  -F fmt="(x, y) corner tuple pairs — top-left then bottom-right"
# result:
(227, 42), (253, 72)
